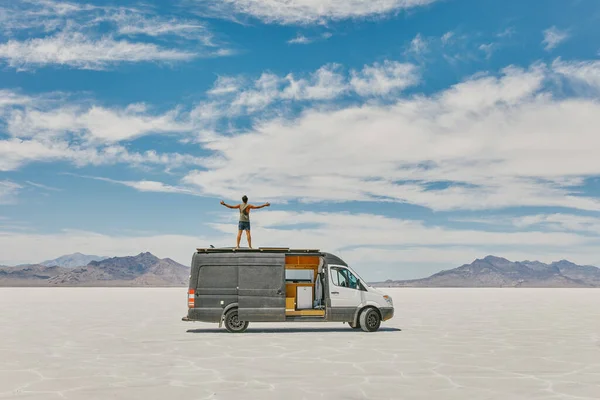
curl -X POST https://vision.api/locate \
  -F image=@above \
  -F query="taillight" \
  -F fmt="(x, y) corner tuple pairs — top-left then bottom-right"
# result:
(188, 289), (195, 308)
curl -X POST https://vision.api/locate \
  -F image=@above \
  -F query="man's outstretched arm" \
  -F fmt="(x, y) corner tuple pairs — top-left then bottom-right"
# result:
(250, 202), (271, 210)
(220, 200), (239, 209)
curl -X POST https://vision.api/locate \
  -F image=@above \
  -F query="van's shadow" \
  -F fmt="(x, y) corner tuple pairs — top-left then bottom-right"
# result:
(186, 327), (401, 334)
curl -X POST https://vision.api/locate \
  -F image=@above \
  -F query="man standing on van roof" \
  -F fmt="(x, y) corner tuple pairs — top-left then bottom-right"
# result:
(220, 195), (270, 249)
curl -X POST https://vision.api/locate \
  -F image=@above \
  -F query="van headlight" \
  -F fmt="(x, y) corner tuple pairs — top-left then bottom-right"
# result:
(383, 295), (393, 306)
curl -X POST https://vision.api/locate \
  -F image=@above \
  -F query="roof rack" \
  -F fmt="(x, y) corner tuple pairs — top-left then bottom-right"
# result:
(196, 247), (321, 254)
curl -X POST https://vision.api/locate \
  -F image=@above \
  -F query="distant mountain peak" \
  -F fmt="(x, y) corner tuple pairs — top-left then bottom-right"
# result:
(41, 253), (108, 268)
(551, 259), (577, 266)
(477, 255), (511, 265)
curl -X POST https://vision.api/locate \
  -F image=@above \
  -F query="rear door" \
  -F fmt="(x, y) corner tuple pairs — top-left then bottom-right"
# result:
(237, 254), (286, 322)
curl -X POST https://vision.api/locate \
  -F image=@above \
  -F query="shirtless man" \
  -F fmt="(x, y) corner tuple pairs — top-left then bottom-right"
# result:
(220, 195), (270, 248)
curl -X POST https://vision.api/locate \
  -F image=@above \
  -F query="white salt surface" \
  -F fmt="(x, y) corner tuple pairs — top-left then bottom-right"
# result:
(1, 288), (599, 399)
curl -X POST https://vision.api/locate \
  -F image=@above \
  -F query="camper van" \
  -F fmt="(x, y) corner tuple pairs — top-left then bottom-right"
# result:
(182, 247), (394, 332)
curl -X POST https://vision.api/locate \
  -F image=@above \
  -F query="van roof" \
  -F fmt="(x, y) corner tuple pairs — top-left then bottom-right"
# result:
(196, 246), (321, 254)
(194, 247), (348, 266)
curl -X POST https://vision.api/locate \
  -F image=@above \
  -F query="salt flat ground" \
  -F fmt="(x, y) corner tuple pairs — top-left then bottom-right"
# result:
(1, 289), (599, 400)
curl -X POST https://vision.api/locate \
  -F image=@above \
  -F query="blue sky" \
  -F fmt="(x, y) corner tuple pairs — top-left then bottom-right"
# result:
(1, 0), (600, 280)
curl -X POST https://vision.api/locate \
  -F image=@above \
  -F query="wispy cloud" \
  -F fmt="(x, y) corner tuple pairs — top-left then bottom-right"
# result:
(512, 213), (600, 235)
(542, 26), (569, 51)
(479, 43), (495, 59)
(287, 32), (332, 45)
(441, 31), (454, 45)
(406, 33), (429, 55)
(0, 32), (196, 70)
(0, 0), (227, 70)
(0, 138), (204, 172)
(25, 181), (61, 191)
(497, 27), (515, 38)
(0, 181), (22, 204)
(207, 76), (245, 96)
(72, 175), (199, 195)
(197, 0), (440, 25)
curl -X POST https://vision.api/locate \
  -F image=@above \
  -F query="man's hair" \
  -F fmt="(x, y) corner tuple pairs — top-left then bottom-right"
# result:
(242, 195), (248, 203)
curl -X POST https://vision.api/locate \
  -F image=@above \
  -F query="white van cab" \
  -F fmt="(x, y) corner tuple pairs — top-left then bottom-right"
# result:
(182, 247), (394, 332)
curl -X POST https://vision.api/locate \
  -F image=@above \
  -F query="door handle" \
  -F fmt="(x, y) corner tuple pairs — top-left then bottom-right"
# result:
(331, 291), (339, 295)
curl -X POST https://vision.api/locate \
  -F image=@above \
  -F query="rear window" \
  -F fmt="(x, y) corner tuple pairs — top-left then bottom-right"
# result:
(285, 269), (313, 282)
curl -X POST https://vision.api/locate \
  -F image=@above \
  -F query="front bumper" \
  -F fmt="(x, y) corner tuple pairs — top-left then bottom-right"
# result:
(380, 307), (394, 321)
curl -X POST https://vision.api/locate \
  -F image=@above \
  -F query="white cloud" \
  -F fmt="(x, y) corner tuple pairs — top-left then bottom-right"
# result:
(478, 43), (495, 59)
(108, 11), (213, 44)
(195, 60), (420, 119)
(288, 34), (312, 44)
(350, 61), (419, 96)
(497, 27), (515, 38)
(407, 33), (428, 55)
(76, 175), (199, 195)
(202, 0), (439, 25)
(207, 76), (245, 96)
(441, 31), (454, 45)
(282, 64), (348, 100)
(513, 213), (600, 234)
(542, 26), (569, 51)
(552, 59), (600, 91)
(0, 139), (203, 171)
(0, 90), (32, 109)
(0, 181), (22, 204)
(25, 181), (61, 191)
(4, 92), (190, 143)
(181, 62), (600, 212)
(0, 32), (196, 70)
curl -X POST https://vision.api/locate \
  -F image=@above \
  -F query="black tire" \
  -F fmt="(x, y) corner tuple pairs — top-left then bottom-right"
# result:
(359, 308), (381, 332)
(224, 309), (249, 333)
(349, 320), (361, 329)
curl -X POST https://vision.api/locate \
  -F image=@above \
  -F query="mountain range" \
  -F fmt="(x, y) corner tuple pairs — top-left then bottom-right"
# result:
(2, 253), (600, 288)
(0, 252), (189, 287)
(373, 256), (600, 288)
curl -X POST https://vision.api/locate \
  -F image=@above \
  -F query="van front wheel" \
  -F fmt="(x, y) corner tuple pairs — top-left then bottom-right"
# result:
(224, 309), (249, 333)
(359, 308), (381, 332)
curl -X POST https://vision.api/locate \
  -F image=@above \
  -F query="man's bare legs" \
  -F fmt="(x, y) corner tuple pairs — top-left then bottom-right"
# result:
(236, 230), (242, 248)
(246, 230), (252, 249)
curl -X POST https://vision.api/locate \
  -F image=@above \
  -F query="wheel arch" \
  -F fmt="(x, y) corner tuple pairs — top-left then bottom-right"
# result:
(218, 302), (239, 328)
(352, 304), (382, 325)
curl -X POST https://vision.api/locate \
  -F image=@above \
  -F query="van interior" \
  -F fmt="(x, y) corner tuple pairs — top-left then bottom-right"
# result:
(284, 255), (326, 317)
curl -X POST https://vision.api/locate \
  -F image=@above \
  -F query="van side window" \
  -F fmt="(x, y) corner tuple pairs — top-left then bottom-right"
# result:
(330, 267), (359, 289)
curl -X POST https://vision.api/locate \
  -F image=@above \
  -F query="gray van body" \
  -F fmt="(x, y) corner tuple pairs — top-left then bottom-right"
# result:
(183, 249), (392, 325)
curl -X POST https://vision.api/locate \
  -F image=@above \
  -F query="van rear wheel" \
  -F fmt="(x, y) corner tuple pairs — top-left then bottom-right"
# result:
(359, 308), (381, 332)
(224, 309), (249, 333)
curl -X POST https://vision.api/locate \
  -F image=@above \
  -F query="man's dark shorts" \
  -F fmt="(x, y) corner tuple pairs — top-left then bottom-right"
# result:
(238, 221), (250, 231)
